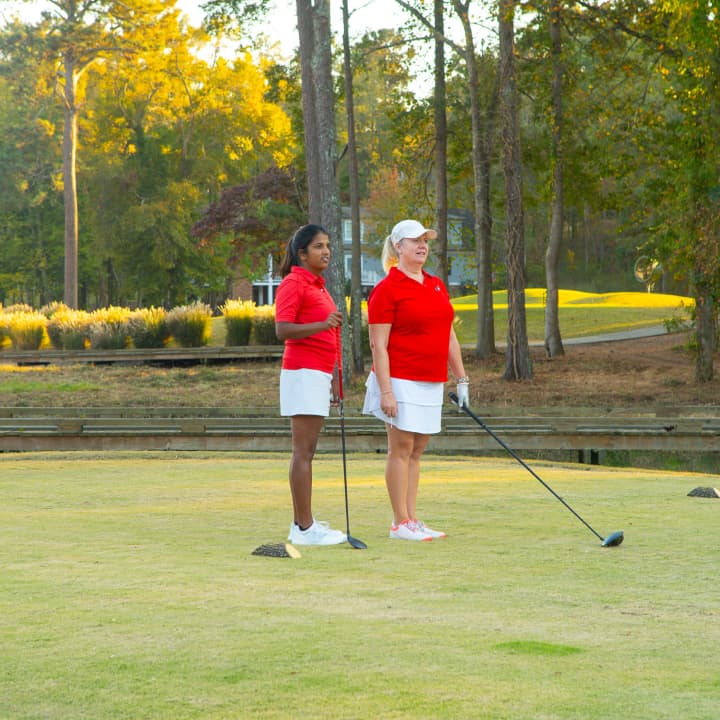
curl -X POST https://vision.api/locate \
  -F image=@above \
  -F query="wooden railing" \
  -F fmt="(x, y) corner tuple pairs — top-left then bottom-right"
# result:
(0, 345), (284, 365)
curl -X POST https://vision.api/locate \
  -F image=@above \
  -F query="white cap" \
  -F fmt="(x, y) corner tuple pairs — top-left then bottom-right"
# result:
(390, 219), (438, 244)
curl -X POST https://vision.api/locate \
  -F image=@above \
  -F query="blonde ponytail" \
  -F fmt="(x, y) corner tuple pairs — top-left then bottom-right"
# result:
(381, 234), (399, 273)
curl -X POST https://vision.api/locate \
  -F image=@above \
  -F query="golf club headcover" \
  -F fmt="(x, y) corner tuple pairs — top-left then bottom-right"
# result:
(251, 543), (301, 559)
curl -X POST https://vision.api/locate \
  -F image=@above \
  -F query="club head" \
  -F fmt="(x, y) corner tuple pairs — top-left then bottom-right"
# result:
(601, 530), (624, 547)
(347, 535), (367, 550)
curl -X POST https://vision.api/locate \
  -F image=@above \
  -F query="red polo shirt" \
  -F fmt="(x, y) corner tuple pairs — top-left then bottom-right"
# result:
(367, 267), (454, 382)
(275, 266), (338, 372)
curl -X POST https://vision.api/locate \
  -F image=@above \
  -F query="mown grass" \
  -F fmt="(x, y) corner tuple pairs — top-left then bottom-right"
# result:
(451, 289), (692, 344)
(1, 451), (718, 719)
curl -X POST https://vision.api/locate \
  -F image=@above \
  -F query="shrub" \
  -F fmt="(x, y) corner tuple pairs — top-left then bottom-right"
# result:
(88, 306), (131, 350)
(167, 302), (213, 347)
(0, 313), (7, 348)
(251, 304), (277, 345)
(127, 307), (170, 348)
(221, 299), (255, 346)
(39, 301), (70, 318)
(359, 310), (370, 358)
(6, 311), (47, 350)
(46, 309), (91, 350)
(3, 303), (34, 315)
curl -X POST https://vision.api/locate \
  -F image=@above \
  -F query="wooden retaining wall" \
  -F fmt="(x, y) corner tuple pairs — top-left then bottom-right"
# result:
(1, 406), (718, 460)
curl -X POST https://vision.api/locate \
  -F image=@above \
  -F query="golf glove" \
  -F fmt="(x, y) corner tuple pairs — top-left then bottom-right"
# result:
(456, 382), (469, 410)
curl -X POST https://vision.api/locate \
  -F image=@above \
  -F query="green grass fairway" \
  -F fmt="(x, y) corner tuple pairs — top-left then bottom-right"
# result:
(451, 289), (692, 344)
(1, 452), (718, 719)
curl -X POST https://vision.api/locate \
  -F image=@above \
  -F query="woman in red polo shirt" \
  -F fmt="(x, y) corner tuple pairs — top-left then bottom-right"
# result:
(363, 219), (470, 541)
(275, 224), (346, 546)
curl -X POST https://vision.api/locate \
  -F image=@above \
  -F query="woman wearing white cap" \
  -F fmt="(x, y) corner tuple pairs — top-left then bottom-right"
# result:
(363, 219), (470, 541)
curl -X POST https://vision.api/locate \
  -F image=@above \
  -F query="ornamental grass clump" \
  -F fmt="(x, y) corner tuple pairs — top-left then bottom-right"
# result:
(6, 310), (47, 350)
(0, 314), (7, 348)
(167, 302), (213, 347)
(127, 307), (170, 348)
(46, 308), (91, 350)
(39, 301), (70, 319)
(251, 304), (277, 345)
(3, 303), (34, 315)
(88, 306), (132, 350)
(220, 299), (255, 346)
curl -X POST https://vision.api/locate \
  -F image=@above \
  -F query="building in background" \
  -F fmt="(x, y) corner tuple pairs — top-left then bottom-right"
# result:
(250, 209), (476, 304)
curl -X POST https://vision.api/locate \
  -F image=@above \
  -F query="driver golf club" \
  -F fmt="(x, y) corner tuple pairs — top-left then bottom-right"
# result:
(449, 392), (624, 548)
(336, 333), (367, 550)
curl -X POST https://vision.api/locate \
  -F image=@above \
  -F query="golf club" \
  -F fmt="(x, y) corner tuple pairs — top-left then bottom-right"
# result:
(449, 392), (624, 548)
(336, 334), (367, 549)
(338, 399), (367, 549)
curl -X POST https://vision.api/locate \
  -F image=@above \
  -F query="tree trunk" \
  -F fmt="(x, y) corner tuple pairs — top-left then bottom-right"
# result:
(544, 0), (565, 358)
(62, 52), (79, 309)
(433, 0), (449, 287)
(454, 0), (497, 358)
(296, 4), (320, 222)
(296, 0), (347, 369)
(695, 286), (715, 382)
(341, 0), (364, 374)
(499, 0), (532, 380)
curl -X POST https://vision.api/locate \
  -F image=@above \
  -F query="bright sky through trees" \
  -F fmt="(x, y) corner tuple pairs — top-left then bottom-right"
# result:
(0, 0), (407, 35)
(188, 0), (409, 51)
(0, 0), (480, 96)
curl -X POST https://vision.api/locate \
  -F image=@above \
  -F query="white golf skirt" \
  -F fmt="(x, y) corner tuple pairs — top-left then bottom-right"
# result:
(362, 371), (443, 434)
(280, 368), (333, 417)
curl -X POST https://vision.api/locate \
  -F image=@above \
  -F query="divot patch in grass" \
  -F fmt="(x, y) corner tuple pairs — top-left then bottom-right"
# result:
(494, 640), (583, 656)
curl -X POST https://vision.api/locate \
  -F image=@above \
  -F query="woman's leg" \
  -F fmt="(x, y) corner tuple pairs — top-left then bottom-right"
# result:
(385, 425), (425, 523)
(289, 415), (325, 528)
(405, 433), (431, 521)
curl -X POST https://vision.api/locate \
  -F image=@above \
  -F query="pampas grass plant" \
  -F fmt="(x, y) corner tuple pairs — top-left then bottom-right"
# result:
(46, 308), (91, 350)
(220, 299), (255, 346)
(39, 301), (70, 319)
(0, 308), (7, 347)
(167, 302), (213, 347)
(251, 304), (276, 345)
(2, 303), (34, 315)
(127, 307), (170, 349)
(88, 306), (131, 350)
(6, 311), (47, 350)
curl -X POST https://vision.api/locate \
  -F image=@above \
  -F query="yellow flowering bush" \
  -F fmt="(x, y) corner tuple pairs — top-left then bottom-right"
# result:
(221, 299), (255, 346)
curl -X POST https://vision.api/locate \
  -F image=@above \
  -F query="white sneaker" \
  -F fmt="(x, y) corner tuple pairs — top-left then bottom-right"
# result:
(411, 520), (446, 539)
(389, 520), (433, 541)
(288, 520), (346, 546)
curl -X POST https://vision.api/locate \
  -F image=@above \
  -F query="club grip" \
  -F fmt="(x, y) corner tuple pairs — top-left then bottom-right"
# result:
(448, 391), (459, 404)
